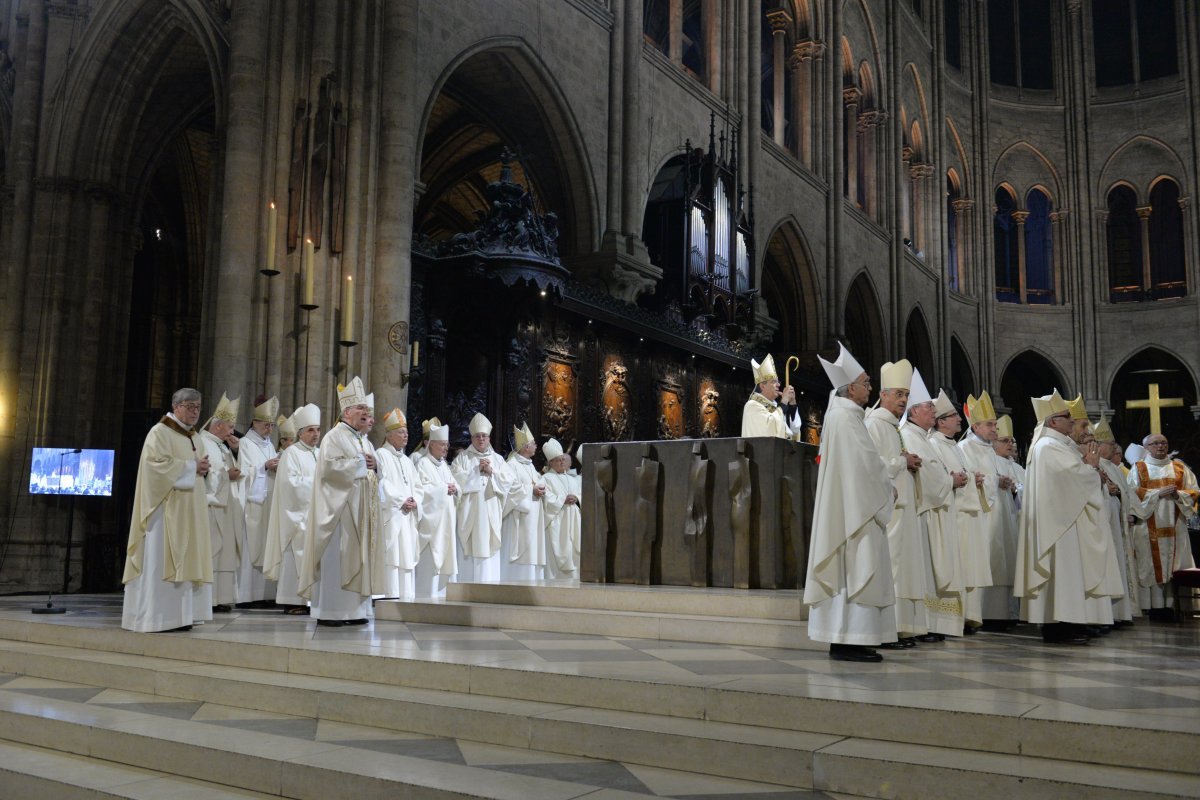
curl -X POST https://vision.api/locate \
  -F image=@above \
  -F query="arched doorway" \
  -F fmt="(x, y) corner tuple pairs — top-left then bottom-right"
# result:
(46, 5), (224, 591)
(1110, 347), (1198, 465)
(904, 307), (935, 386)
(413, 46), (595, 447)
(948, 337), (975, 406)
(844, 272), (885, 382)
(999, 349), (1066, 452)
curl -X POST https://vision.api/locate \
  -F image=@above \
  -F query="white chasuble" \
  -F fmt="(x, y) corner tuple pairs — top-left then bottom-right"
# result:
(902, 421), (963, 637)
(298, 423), (379, 619)
(377, 443), (423, 598)
(542, 469), (582, 578)
(1099, 459), (1138, 621)
(929, 431), (985, 625)
(263, 441), (317, 606)
(804, 396), (896, 646)
(865, 407), (927, 636)
(122, 416), (213, 632)
(1127, 457), (1198, 604)
(1015, 428), (1123, 626)
(502, 454), (547, 580)
(452, 446), (513, 581)
(416, 455), (460, 597)
(740, 393), (804, 440)
(200, 430), (243, 605)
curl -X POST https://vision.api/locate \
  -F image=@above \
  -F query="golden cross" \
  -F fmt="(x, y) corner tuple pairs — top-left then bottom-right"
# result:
(1126, 383), (1184, 435)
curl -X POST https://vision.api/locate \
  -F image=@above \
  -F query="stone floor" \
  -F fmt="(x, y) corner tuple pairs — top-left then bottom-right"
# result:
(1, 592), (1198, 798)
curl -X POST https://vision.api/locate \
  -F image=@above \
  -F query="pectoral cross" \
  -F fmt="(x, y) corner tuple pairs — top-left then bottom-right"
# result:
(1126, 383), (1184, 435)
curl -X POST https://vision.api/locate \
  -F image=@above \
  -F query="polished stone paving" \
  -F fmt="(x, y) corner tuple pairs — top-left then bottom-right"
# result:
(1, 592), (1198, 796)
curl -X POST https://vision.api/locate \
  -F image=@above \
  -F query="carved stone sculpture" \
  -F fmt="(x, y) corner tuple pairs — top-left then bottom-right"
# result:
(633, 444), (661, 585)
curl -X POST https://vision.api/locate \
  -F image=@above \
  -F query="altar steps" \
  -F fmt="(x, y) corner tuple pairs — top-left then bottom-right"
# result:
(375, 582), (820, 650)
(0, 617), (1196, 799)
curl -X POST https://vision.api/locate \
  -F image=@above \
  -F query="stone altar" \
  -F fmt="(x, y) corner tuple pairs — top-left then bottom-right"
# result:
(580, 437), (818, 589)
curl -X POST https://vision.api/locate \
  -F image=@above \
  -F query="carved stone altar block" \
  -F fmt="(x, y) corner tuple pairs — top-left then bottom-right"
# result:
(582, 437), (816, 589)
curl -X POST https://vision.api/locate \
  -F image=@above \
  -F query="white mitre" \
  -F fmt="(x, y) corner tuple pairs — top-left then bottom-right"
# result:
(292, 403), (321, 430)
(880, 359), (913, 392)
(364, 393), (375, 414)
(542, 437), (564, 461)
(337, 376), (368, 411)
(933, 389), (957, 418)
(909, 367), (933, 406)
(513, 422), (534, 450)
(277, 414), (297, 440)
(253, 395), (279, 422)
(429, 423), (449, 442)
(469, 413), (492, 435)
(817, 342), (865, 389)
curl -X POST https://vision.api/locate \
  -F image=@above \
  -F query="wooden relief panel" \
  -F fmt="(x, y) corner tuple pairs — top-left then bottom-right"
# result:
(657, 383), (683, 440)
(542, 358), (576, 444)
(601, 355), (631, 441)
(699, 378), (721, 437)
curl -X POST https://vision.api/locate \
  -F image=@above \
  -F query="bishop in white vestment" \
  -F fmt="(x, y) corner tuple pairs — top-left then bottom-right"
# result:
(901, 372), (963, 638)
(804, 344), (896, 662)
(542, 437), (581, 579)
(989, 415), (1025, 626)
(452, 413), (514, 582)
(927, 392), (983, 630)
(1015, 391), (1123, 642)
(236, 395), (280, 604)
(376, 407), (423, 600)
(121, 389), (213, 632)
(864, 359), (929, 643)
(263, 404), (320, 609)
(298, 379), (379, 626)
(416, 423), (459, 598)
(1093, 417), (1137, 623)
(501, 422), (547, 581)
(199, 393), (244, 610)
(740, 353), (805, 440)
(957, 392), (1009, 628)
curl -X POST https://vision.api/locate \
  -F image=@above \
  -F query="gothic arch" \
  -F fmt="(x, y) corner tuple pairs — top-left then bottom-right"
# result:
(415, 39), (599, 255)
(992, 141), (1063, 203)
(843, 0), (884, 90)
(948, 335), (975, 404)
(760, 218), (822, 354)
(1097, 135), (1188, 203)
(844, 271), (886, 376)
(44, 0), (226, 196)
(1108, 347), (1198, 458)
(1105, 345), (1200, 401)
(945, 116), (970, 192)
(903, 63), (931, 135)
(999, 348), (1069, 448)
(904, 306), (935, 386)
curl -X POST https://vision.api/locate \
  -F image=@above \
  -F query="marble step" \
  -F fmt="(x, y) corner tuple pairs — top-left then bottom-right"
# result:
(373, 596), (819, 649)
(445, 582), (808, 620)
(0, 691), (674, 799)
(0, 674), (1196, 800)
(0, 739), (279, 799)
(1, 619), (1197, 779)
(0, 638), (838, 788)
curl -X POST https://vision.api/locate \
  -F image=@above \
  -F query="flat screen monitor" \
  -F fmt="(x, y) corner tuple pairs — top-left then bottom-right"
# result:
(29, 448), (115, 497)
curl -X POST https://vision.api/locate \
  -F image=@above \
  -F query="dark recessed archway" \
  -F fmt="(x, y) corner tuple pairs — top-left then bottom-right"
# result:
(999, 349), (1067, 450)
(904, 307), (935, 387)
(844, 272), (885, 381)
(1110, 347), (1198, 464)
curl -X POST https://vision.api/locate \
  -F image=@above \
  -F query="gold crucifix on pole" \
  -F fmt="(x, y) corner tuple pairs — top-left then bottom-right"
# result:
(1126, 383), (1184, 435)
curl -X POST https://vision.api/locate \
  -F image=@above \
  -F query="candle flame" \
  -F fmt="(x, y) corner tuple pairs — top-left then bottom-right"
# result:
(347, 275), (352, 282)
(269, 201), (275, 210)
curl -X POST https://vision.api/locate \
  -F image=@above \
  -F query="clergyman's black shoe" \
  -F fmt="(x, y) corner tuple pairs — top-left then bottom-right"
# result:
(212, 605), (232, 614)
(916, 633), (942, 643)
(345, 618), (369, 626)
(1042, 623), (1089, 645)
(316, 619), (346, 627)
(829, 644), (884, 663)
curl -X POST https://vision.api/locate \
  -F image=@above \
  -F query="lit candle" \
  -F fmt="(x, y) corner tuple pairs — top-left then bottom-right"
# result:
(411, 340), (419, 367)
(342, 275), (354, 342)
(303, 238), (314, 306)
(265, 202), (277, 271)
